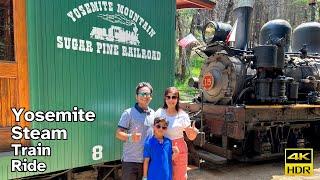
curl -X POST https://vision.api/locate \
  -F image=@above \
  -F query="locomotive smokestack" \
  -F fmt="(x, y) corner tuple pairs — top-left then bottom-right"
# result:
(233, 0), (253, 50)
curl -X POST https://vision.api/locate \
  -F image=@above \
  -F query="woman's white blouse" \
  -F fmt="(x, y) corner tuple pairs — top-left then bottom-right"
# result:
(155, 108), (191, 140)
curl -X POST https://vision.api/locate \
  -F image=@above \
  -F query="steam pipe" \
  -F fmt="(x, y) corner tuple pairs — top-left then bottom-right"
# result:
(233, 0), (253, 50)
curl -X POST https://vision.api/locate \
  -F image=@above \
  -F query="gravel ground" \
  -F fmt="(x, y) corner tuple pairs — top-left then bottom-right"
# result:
(188, 153), (320, 180)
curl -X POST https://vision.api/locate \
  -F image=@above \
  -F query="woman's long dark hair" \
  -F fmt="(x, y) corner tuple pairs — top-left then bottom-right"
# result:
(162, 87), (180, 111)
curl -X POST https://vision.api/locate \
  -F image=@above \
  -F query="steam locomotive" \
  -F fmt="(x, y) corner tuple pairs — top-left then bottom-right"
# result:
(182, 1), (320, 162)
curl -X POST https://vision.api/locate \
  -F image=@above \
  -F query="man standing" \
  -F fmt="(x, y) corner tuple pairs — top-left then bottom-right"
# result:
(116, 82), (155, 180)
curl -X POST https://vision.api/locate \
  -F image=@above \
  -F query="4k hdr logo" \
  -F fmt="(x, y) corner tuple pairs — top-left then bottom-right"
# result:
(285, 148), (313, 176)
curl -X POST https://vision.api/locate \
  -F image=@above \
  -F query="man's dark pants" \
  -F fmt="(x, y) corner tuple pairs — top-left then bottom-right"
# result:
(122, 162), (143, 180)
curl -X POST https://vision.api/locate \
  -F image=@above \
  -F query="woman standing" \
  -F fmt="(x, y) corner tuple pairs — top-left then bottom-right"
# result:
(155, 87), (198, 180)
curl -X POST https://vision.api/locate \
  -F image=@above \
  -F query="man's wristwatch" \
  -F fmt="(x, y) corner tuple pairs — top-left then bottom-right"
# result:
(127, 134), (132, 142)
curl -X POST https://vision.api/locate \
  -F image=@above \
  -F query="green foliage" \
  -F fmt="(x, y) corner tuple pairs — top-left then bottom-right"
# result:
(176, 9), (198, 36)
(194, 29), (203, 40)
(190, 55), (204, 77)
(174, 53), (205, 101)
(179, 9), (197, 16)
(174, 78), (200, 101)
(292, 0), (308, 5)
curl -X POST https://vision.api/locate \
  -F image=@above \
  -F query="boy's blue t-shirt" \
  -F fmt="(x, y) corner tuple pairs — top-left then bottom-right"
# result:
(144, 136), (172, 180)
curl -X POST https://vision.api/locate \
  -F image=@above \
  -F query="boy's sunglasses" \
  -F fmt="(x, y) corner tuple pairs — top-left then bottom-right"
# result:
(155, 124), (167, 130)
(137, 92), (152, 97)
(166, 95), (177, 100)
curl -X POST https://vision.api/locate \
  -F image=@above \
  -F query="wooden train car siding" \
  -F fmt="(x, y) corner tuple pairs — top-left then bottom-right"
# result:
(0, 0), (175, 179)
(0, 78), (18, 152)
(0, 0), (29, 153)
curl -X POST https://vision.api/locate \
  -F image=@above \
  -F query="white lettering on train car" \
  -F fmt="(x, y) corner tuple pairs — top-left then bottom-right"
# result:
(57, 36), (93, 52)
(92, 145), (103, 160)
(58, 2), (162, 61)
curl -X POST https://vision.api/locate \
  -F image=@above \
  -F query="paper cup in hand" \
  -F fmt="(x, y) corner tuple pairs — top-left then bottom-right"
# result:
(131, 132), (142, 142)
(135, 132), (142, 141)
(131, 127), (141, 142)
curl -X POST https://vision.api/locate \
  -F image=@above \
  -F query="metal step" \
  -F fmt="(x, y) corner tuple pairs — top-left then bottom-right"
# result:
(197, 149), (227, 164)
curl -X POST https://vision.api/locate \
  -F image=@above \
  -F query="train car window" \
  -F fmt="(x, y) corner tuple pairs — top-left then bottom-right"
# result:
(0, 0), (14, 61)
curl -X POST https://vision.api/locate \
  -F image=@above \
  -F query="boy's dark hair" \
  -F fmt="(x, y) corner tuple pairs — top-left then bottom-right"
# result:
(136, 82), (153, 94)
(154, 117), (168, 126)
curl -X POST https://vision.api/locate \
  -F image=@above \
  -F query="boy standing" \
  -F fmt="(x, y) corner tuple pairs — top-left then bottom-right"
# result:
(143, 117), (179, 180)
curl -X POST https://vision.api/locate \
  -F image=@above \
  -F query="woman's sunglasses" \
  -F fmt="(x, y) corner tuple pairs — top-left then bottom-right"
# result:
(155, 124), (168, 130)
(166, 95), (178, 100)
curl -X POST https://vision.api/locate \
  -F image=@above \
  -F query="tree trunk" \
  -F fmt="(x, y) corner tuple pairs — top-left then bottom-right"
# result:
(224, 0), (234, 22)
(185, 11), (198, 77)
(318, 5), (320, 21)
(304, 7), (308, 22)
(176, 12), (187, 80)
(310, 3), (316, 21)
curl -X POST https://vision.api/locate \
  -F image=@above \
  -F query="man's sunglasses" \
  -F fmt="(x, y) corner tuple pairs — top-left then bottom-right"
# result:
(166, 95), (178, 100)
(137, 92), (152, 97)
(155, 124), (168, 130)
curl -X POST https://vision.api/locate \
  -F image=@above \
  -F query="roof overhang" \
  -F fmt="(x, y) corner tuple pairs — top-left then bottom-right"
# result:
(176, 0), (215, 9)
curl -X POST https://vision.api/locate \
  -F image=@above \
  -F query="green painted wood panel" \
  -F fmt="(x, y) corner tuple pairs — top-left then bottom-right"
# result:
(0, 0), (175, 179)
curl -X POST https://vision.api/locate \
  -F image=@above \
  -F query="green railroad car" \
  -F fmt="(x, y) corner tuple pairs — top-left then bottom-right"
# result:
(0, 0), (214, 179)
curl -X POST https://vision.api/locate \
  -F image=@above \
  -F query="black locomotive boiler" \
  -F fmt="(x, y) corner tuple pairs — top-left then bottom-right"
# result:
(182, 1), (320, 163)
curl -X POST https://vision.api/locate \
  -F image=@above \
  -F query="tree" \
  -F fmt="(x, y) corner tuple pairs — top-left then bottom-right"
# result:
(224, 0), (234, 22)
(176, 11), (187, 80)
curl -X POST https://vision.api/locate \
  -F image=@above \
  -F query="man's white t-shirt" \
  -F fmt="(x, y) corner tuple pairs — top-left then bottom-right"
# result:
(155, 108), (191, 140)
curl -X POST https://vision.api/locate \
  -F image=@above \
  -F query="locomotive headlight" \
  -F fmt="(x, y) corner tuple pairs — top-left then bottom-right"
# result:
(202, 21), (232, 44)
(202, 21), (216, 43)
(202, 22), (216, 43)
